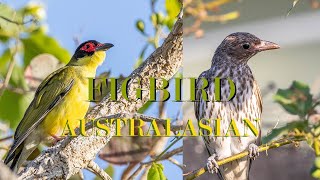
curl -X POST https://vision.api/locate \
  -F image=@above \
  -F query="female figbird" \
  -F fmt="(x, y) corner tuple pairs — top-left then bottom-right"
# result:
(195, 32), (279, 180)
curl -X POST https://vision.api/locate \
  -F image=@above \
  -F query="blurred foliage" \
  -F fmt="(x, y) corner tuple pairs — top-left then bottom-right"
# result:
(274, 81), (313, 119)
(21, 30), (70, 66)
(262, 81), (320, 178)
(135, 0), (180, 59)
(0, 3), (70, 128)
(288, 0), (320, 16)
(184, 0), (320, 38)
(183, 0), (239, 38)
(134, 0), (181, 113)
(99, 124), (153, 165)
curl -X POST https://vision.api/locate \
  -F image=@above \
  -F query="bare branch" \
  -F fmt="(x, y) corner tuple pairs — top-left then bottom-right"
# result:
(0, 46), (17, 96)
(128, 164), (150, 180)
(141, 146), (182, 164)
(183, 136), (306, 180)
(168, 157), (185, 170)
(86, 161), (112, 180)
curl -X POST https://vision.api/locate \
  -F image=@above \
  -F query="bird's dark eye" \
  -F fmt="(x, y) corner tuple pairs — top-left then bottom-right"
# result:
(86, 44), (90, 49)
(242, 43), (250, 49)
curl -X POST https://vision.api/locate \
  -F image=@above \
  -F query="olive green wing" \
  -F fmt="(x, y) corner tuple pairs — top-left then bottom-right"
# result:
(4, 66), (74, 164)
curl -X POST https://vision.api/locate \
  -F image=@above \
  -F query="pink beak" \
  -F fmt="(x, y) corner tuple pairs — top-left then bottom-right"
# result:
(256, 40), (280, 52)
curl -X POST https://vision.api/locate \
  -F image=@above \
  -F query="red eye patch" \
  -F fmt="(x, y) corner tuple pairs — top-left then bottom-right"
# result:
(80, 42), (96, 52)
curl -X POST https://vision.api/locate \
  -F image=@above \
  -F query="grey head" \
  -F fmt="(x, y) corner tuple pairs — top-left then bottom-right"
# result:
(213, 32), (280, 65)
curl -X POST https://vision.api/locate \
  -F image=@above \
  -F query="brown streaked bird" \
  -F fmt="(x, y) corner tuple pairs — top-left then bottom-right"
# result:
(194, 32), (280, 180)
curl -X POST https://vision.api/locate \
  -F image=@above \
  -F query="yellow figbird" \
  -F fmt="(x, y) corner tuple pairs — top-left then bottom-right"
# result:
(4, 40), (114, 172)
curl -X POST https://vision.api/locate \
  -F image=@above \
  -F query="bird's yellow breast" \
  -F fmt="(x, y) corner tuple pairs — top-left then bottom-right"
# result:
(38, 51), (106, 139)
(40, 67), (93, 138)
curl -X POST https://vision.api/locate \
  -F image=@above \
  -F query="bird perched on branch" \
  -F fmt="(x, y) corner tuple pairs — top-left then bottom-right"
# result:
(4, 40), (114, 172)
(194, 32), (279, 180)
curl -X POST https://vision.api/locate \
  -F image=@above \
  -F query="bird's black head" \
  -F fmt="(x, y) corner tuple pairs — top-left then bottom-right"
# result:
(215, 32), (280, 65)
(72, 40), (114, 60)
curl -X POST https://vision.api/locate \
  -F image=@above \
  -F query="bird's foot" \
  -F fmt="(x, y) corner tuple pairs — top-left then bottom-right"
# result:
(50, 134), (65, 144)
(207, 154), (219, 174)
(248, 143), (259, 160)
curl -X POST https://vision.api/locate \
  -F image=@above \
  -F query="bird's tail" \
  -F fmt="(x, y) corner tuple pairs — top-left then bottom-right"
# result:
(4, 143), (24, 172)
(4, 142), (37, 173)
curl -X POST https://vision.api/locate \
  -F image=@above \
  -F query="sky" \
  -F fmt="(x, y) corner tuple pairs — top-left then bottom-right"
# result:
(5, 0), (182, 179)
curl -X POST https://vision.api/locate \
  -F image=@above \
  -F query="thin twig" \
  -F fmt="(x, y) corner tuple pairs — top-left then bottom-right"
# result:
(141, 146), (183, 164)
(86, 160), (112, 180)
(127, 164), (150, 180)
(183, 136), (306, 180)
(168, 157), (185, 170)
(0, 135), (13, 142)
(183, 0), (239, 37)
(154, 136), (183, 161)
(0, 15), (36, 25)
(139, 166), (151, 180)
(0, 53), (16, 97)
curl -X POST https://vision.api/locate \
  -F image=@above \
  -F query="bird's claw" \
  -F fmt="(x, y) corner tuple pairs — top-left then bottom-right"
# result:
(249, 144), (259, 160)
(50, 134), (64, 145)
(207, 155), (219, 174)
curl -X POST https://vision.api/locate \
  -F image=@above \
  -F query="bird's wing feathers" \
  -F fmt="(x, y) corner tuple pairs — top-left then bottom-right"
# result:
(194, 70), (210, 120)
(253, 80), (262, 144)
(194, 71), (225, 180)
(195, 70), (214, 153)
(5, 67), (74, 164)
(248, 80), (262, 175)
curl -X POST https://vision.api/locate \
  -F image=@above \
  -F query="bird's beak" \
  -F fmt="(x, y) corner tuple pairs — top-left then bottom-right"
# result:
(95, 43), (114, 51)
(256, 40), (280, 52)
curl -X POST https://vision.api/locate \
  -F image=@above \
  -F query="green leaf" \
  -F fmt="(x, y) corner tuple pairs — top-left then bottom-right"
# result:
(104, 165), (114, 178)
(165, 0), (181, 19)
(136, 19), (145, 34)
(9, 65), (28, 89)
(150, 13), (165, 27)
(0, 66), (31, 128)
(0, 90), (32, 128)
(94, 165), (114, 180)
(262, 121), (308, 143)
(147, 163), (166, 180)
(0, 48), (12, 73)
(151, 13), (158, 27)
(0, 4), (24, 40)
(274, 81), (313, 118)
(138, 101), (154, 114)
(311, 157), (320, 178)
(164, 16), (175, 30)
(315, 157), (320, 168)
(19, 3), (46, 20)
(21, 30), (70, 66)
